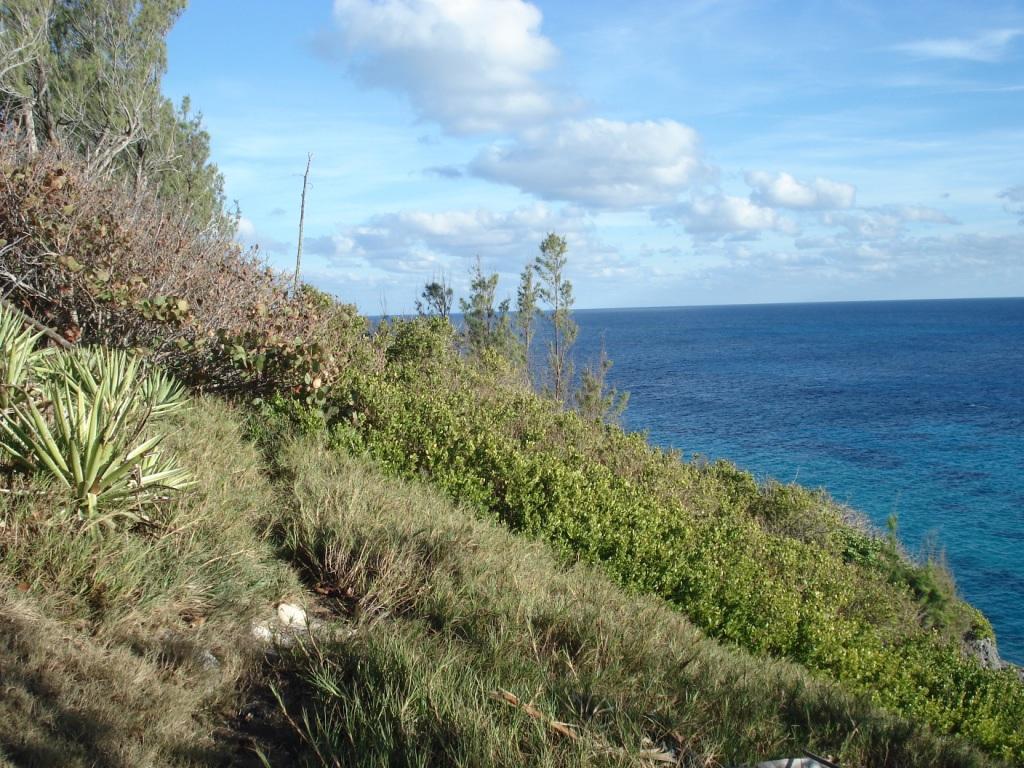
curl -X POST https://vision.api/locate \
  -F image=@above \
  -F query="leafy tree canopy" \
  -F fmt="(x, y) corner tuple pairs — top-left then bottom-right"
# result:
(0, 0), (226, 226)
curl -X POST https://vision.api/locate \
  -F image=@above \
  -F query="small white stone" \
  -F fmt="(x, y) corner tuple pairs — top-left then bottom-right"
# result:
(251, 621), (274, 642)
(197, 649), (220, 671)
(276, 602), (308, 628)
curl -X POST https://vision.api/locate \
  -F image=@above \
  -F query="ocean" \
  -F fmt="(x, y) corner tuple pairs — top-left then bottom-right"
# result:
(570, 297), (1024, 664)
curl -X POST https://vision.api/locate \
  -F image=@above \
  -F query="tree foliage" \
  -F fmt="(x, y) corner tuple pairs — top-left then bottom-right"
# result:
(534, 233), (578, 404)
(415, 278), (454, 320)
(460, 257), (516, 361)
(575, 339), (629, 425)
(515, 264), (539, 378)
(0, 0), (225, 226)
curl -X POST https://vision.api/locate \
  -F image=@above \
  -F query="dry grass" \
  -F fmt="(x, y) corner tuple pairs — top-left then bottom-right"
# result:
(0, 398), (299, 766)
(264, 438), (995, 768)
(0, 399), (1004, 766)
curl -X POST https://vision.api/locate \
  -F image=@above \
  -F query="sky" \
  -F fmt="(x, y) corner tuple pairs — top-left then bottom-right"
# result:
(163, 0), (1024, 313)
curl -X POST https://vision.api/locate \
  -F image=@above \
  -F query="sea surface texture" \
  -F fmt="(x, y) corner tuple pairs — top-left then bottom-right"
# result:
(571, 298), (1024, 664)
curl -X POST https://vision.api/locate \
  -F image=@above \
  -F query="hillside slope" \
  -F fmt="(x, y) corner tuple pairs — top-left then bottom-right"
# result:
(2, 143), (1022, 764)
(0, 398), (1002, 766)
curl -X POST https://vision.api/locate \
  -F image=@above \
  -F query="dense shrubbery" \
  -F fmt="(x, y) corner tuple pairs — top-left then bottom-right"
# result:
(260, 437), (995, 768)
(2, 137), (1022, 760)
(0, 142), (367, 405)
(280, 317), (1023, 760)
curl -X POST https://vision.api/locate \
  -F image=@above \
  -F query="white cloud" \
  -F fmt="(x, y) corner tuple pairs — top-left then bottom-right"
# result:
(236, 216), (257, 240)
(329, 204), (596, 275)
(746, 170), (856, 210)
(704, 232), (1024, 289)
(1000, 185), (1024, 223)
(820, 205), (956, 241)
(331, 0), (558, 134)
(893, 28), (1022, 62)
(885, 205), (957, 224)
(658, 194), (797, 237)
(819, 232), (1024, 276)
(470, 118), (706, 209)
(235, 216), (289, 254)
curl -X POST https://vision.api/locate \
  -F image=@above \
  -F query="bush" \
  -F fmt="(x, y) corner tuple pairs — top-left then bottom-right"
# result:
(320, 343), (1024, 760)
(261, 439), (992, 768)
(0, 305), (190, 528)
(0, 139), (365, 403)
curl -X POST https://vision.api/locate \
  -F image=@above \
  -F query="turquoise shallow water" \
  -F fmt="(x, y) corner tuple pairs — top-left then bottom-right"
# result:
(571, 298), (1024, 664)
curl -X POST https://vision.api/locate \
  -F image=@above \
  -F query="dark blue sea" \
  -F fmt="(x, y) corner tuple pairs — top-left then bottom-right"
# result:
(571, 298), (1024, 664)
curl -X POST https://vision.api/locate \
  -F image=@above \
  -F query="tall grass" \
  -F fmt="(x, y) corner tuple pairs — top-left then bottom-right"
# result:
(260, 436), (993, 768)
(0, 399), (299, 765)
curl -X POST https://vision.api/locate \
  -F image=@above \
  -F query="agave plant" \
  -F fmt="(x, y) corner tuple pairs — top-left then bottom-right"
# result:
(0, 343), (192, 528)
(0, 302), (44, 411)
(43, 347), (187, 419)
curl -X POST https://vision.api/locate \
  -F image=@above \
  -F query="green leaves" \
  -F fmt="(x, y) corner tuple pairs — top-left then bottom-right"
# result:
(321, 352), (1024, 760)
(0, 304), (191, 529)
(0, 302), (44, 410)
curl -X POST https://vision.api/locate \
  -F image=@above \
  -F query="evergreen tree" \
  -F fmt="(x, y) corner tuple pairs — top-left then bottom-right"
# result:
(0, 1), (53, 154)
(515, 264), (539, 376)
(575, 340), (629, 425)
(0, 0), (226, 226)
(534, 233), (577, 403)
(415, 278), (453, 320)
(460, 257), (514, 359)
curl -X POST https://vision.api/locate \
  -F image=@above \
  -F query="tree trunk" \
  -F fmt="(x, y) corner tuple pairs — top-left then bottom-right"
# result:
(22, 100), (37, 155)
(294, 153), (312, 296)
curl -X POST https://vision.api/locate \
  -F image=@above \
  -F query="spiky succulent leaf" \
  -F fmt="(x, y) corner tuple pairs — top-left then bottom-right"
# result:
(0, 303), (45, 410)
(0, 343), (193, 526)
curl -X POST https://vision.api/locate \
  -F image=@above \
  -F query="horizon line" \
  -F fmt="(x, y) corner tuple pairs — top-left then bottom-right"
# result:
(569, 294), (1024, 313)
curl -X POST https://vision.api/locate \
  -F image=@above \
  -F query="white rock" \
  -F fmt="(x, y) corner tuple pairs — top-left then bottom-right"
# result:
(197, 649), (220, 671)
(251, 621), (274, 642)
(276, 602), (308, 628)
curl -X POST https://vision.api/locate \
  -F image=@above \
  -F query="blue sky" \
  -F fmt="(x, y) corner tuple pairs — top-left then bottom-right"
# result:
(164, 0), (1024, 312)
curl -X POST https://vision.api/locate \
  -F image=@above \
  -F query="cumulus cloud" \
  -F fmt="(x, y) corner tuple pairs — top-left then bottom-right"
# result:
(820, 205), (956, 241)
(235, 216), (289, 254)
(331, 0), (558, 134)
(471, 118), (706, 209)
(893, 28), (1022, 62)
(657, 194), (798, 238)
(1000, 185), (1024, 223)
(329, 204), (596, 274)
(746, 170), (856, 210)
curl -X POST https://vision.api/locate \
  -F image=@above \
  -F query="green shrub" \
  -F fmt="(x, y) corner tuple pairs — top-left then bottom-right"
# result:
(264, 441), (993, 768)
(0, 324), (191, 528)
(319, 348), (1024, 760)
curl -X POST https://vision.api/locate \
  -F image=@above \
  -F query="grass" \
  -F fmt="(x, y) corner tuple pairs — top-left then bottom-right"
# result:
(0, 398), (1009, 766)
(0, 399), (299, 766)
(323, 348), (1024, 760)
(262, 435), (995, 767)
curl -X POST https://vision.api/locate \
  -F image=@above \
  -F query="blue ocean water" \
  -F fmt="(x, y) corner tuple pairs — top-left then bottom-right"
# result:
(570, 298), (1024, 664)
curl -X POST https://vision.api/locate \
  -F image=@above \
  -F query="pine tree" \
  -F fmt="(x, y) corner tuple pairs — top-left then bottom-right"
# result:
(575, 340), (629, 424)
(415, 278), (453, 320)
(515, 264), (539, 376)
(460, 257), (514, 359)
(0, 0), (226, 226)
(534, 233), (577, 404)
